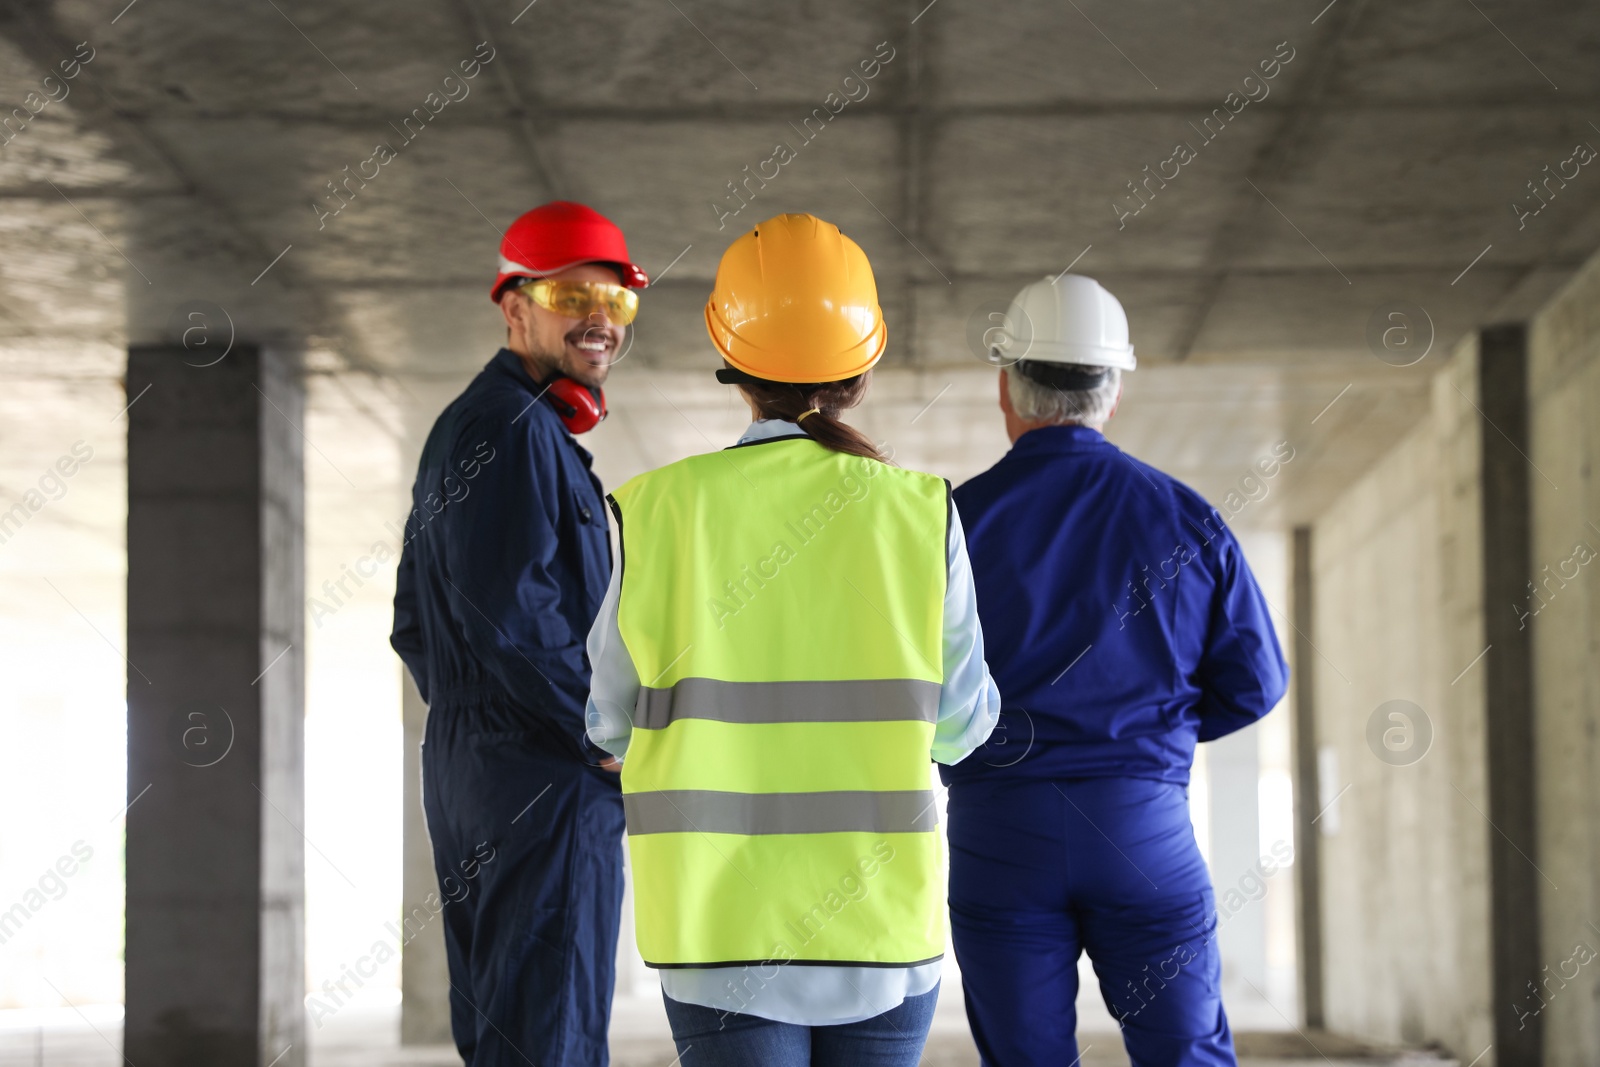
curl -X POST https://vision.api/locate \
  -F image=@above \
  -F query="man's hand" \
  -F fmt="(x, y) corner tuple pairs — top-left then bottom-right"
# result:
(598, 756), (622, 773)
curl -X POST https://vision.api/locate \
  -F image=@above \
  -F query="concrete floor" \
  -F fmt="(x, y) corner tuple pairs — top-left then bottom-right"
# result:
(0, 997), (1450, 1067)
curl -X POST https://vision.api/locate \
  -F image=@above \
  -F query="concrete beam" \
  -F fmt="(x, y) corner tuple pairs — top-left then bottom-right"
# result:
(57, 95), (1600, 129)
(124, 344), (306, 1066)
(450, 0), (570, 201)
(1169, 0), (1368, 361)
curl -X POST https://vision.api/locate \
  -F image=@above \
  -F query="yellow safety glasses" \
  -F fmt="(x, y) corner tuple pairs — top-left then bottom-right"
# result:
(516, 279), (640, 325)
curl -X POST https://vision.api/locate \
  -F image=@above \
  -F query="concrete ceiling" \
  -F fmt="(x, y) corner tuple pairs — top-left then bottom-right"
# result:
(3, 0), (1600, 522)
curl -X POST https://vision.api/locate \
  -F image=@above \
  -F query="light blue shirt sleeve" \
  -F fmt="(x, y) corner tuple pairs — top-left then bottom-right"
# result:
(583, 563), (636, 761)
(933, 502), (1002, 765)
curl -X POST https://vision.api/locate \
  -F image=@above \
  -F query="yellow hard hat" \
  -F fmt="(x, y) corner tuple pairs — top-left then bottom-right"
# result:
(704, 213), (887, 384)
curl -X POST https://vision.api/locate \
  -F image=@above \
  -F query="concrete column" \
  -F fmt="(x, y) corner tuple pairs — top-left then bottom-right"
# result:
(400, 670), (452, 1044)
(1477, 323), (1541, 1067)
(125, 344), (306, 1066)
(1525, 250), (1600, 1067)
(1290, 526), (1325, 1030)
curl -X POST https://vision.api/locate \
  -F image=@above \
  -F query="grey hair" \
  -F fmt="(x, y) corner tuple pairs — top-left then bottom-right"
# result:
(1007, 365), (1121, 426)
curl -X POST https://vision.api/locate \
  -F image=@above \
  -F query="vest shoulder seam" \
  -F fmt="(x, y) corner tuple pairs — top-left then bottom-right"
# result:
(724, 433), (814, 450)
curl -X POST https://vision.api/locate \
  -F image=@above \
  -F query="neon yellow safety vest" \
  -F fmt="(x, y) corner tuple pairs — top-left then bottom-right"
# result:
(607, 433), (949, 969)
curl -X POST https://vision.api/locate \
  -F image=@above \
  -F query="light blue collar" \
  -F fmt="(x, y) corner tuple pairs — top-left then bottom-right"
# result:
(735, 418), (804, 446)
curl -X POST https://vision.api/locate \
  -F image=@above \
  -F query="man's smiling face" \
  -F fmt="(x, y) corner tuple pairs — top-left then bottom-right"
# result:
(502, 262), (628, 390)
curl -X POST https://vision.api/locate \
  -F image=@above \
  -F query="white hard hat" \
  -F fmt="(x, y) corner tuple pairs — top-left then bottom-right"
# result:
(991, 273), (1136, 371)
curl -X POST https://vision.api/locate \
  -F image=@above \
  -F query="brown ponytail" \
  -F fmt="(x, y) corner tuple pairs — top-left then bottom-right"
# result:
(735, 371), (890, 463)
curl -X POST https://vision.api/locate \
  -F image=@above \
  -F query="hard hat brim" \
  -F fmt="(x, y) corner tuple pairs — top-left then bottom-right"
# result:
(704, 301), (887, 384)
(993, 336), (1136, 371)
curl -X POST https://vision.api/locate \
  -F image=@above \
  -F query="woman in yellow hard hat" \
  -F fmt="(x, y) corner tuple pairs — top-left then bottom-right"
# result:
(583, 213), (1000, 1066)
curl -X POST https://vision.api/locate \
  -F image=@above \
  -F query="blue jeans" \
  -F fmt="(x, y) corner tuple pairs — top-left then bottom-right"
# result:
(661, 984), (939, 1067)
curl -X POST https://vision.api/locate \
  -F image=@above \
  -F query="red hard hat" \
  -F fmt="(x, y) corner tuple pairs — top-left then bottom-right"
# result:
(491, 201), (649, 303)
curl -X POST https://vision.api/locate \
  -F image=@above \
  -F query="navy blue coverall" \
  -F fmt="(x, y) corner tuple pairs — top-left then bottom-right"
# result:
(947, 424), (1289, 1067)
(391, 348), (624, 1066)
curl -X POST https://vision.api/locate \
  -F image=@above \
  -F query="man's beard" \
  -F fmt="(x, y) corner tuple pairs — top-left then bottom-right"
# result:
(523, 325), (613, 389)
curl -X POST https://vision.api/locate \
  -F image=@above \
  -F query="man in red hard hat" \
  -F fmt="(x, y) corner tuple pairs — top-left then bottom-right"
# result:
(391, 201), (648, 1065)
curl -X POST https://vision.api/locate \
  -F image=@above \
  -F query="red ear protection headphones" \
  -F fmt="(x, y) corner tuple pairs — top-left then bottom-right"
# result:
(544, 376), (607, 434)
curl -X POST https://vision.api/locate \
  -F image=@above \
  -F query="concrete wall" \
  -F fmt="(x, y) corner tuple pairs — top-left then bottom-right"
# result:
(1527, 254), (1600, 1067)
(1308, 245), (1600, 1064)
(1308, 334), (1494, 1056)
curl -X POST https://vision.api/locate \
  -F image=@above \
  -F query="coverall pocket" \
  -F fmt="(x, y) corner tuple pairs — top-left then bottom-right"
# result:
(571, 488), (602, 526)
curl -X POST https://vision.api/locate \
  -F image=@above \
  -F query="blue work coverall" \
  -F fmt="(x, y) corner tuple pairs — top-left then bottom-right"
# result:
(391, 348), (624, 1066)
(947, 424), (1289, 1067)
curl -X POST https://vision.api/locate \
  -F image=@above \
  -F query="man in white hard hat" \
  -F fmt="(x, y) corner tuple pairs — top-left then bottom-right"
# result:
(945, 274), (1289, 1066)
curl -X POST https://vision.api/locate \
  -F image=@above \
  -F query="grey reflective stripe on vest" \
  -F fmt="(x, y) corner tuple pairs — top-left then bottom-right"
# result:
(634, 678), (940, 730)
(624, 789), (938, 836)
